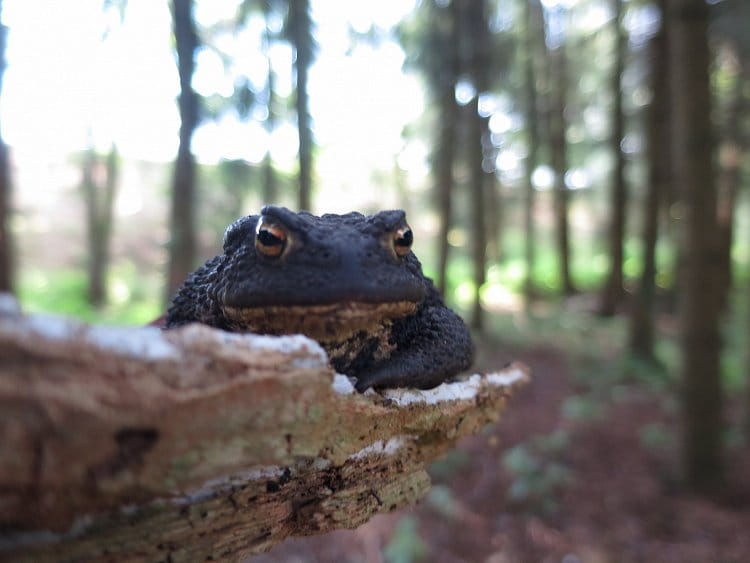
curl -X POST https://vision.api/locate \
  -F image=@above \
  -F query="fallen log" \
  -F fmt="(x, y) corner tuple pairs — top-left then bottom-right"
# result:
(0, 294), (529, 561)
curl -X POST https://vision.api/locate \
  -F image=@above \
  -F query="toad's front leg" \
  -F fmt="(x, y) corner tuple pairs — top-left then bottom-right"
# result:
(353, 289), (473, 392)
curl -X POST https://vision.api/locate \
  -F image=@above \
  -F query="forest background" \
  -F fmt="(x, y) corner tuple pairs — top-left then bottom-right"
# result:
(0, 0), (749, 560)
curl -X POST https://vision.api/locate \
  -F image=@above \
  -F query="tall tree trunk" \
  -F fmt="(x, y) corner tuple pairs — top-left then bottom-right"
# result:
(261, 152), (277, 204)
(288, 0), (313, 212)
(0, 1), (12, 295)
(485, 179), (501, 264)
(668, 0), (723, 494)
(747, 288), (750, 438)
(547, 31), (575, 295)
(715, 55), (747, 312)
(521, 0), (542, 307)
(434, 0), (460, 298)
(629, 0), (669, 362)
(166, 0), (200, 302)
(600, 0), (627, 315)
(747, 240), (750, 438)
(82, 145), (119, 308)
(464, 0), (491, 330)
(433, 91), (458, 298)
(468, 101), (487, 331)
(262, 25), (277, 204)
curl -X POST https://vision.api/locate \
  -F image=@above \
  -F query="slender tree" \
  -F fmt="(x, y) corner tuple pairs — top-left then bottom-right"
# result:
(545, 6), (575, 295)
(233, 0), (284, 205)
(600, 0), (628, 315)
(747, 260), (750, 438)
(715, 55), (747, 312)
(521, 0), (543, 307)
(81, 144), (119, 307)
(0, 0), (12, 294)
(464, 0), (491, 329)
(166, 0), (200, 301)
(484, 168), (502, 264)
(629, 0), (670, 361)
(669, 0), (724, 493)
(287, 0), (314, 211)
(399, 0), (462, 298)
(261, 14), (278, 205)
(434, 0), (461, 297)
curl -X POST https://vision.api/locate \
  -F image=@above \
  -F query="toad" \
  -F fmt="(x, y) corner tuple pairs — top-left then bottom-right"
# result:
(166, 206), (473, 391)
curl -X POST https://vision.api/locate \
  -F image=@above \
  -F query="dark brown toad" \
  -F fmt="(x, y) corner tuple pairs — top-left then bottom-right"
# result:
(165, 206), (473, 391)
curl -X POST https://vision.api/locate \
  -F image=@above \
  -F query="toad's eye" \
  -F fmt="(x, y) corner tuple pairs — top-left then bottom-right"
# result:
(393, 225), (413, 258)
(255, 220), (287, 258)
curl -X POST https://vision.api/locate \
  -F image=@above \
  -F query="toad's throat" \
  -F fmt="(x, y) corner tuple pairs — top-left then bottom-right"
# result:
(221, 300), (418, 344)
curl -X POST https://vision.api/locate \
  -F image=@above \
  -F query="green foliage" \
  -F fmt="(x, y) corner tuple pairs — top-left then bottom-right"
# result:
(428, 449), (471, 481)
(383, 516), (427, 563)
(431, 227), (682, 313)
(425, 485), (461, 521)
(19, 270), (92, 319)
(561, 394), (602, 422)
(501, 430), (572, 515)
(18, 265), (161, 326)
(638, 422), (673, 452)
(620, 353), (673, 391)
(721, 292), (750, 390)
(198, 160), (256, 235)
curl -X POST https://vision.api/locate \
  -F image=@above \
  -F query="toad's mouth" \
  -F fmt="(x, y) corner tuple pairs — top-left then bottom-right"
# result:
(220, 300), (418, 344)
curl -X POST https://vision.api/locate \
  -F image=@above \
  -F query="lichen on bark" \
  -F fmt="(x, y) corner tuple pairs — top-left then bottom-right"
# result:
(0, 295), (528, 561)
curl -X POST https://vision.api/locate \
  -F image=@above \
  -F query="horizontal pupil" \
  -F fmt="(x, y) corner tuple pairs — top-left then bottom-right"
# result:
(396, 230), (413, 246)
(258, 229), (283, 246)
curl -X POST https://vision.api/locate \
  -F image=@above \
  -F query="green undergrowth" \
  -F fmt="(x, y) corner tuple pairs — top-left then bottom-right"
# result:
(17, 265), (161, 326)
(471, 290), (750, 514)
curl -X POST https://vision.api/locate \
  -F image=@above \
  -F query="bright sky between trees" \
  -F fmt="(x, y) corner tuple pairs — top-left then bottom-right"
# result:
(1, 0), (425, 204)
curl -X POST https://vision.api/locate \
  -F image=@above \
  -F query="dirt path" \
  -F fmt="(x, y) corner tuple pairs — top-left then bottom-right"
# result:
(254, 344), (750, 562)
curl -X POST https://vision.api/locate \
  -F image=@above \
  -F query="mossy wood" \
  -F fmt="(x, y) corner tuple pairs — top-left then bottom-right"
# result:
(0, 295), (528, 561)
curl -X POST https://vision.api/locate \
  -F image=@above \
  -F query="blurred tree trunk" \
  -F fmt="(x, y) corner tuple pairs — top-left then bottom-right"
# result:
(262, 15), (278, 204)
(81, 145), (119, 308)
(433, 0), (461, 298)
(261, 143), (277, 205)
(668, 0), (724, 494)
(166, 0), (200, 302)
(465, 0), (491, 330)
(715, 55), (747, 312)
(748, 291), (750, 438)
(629, 0), (670, 361)
(485, 178), (501, 264)
(600, 0), (627, 316)
(288, 0), (313, 212)
(521, 0), (543, 307)
(547, 17), (575, 296)
(0, 1), (12, 295)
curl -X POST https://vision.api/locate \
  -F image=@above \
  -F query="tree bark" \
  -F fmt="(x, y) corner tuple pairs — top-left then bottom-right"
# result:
(629, 0), (669, 361)
(464, 0), (491, 330)
(434, 0), (461, 298)
(668, 0), (724, 494)
(485, 175), (502, 264)
(81, 145), (119, 308)
(261, 85), (277, 204)
(521, 0), (543, 308)
(288, 0), (313, 212)
(599, 0), (628, 316)
(0, 2), (13, 295)
(547, 24), (575, 296)
(715, 55), (747, 312)
(0, 297), (528, 561)
(166, 0), (200, 302)
(262, 10), (278, 205)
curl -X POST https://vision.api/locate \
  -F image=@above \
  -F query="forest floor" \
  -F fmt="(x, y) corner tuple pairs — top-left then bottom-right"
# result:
(253, 323), (750, 563)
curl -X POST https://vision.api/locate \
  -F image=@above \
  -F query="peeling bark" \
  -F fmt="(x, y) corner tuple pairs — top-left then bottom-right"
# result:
(0, 295), (528, 561)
